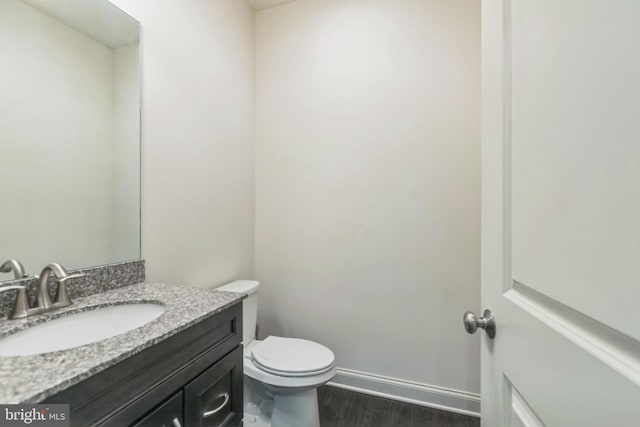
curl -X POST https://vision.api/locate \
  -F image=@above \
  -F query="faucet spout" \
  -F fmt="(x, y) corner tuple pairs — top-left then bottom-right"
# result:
(36, 263), (82, 309)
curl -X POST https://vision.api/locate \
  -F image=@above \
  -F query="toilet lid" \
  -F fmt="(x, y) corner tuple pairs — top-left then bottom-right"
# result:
(251, 336), (335, 376)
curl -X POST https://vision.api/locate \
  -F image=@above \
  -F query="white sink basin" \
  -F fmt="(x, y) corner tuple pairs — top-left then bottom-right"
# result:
(0, 303), (165, 356)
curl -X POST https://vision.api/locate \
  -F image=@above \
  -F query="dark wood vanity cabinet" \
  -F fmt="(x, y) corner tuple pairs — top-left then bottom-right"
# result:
(43, 303), (243, 427)
(133, 391), (183, 427)
(133, 348), (242, 427)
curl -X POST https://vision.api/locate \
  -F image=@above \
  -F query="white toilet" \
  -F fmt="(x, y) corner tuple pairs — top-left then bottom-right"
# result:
(216, 280), (336, 427)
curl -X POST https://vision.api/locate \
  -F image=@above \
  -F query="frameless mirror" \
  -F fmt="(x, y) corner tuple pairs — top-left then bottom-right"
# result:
(0, 0), (140, 278)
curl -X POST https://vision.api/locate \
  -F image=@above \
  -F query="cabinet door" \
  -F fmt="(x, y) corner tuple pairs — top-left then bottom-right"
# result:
(132, 391), (183, 427)
(184, 346), (243, 427)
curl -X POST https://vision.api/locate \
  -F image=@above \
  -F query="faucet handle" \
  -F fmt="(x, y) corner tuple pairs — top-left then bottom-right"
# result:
(59, 273), (85, 283)
(54, 273), (85, 305)
(0, 285), (29, 319)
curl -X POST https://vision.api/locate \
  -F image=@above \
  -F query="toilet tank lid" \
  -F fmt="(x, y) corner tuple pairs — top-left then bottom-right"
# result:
(217, 280), (260, 295)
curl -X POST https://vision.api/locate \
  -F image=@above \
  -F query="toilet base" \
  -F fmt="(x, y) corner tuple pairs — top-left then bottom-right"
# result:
(243, 377), (321, 427)
(271, 388), (320, 427)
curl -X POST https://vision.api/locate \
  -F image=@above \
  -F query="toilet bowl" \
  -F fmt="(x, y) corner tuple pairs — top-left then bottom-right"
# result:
(216, 280), (336, 427)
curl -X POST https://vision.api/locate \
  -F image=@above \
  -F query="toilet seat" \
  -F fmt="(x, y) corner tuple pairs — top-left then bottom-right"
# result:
(244, 339), (337, 388)
(251, 336), (335, 377)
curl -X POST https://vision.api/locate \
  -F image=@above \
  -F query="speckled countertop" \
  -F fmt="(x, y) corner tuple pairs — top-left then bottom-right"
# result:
(0, 283), (244, 404)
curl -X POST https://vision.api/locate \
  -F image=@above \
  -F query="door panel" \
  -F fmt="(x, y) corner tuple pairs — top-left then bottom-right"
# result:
(510, 0), (640, 340)
(481, 0), (640, 425)
(508, 383), (543, 427)
(184, 346), (243, 427)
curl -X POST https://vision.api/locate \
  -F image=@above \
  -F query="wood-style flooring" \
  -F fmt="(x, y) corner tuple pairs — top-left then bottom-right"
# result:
(318, 386), (480, 427)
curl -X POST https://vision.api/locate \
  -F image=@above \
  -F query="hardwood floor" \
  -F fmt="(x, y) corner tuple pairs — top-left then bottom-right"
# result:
(318, 386), (480, 427)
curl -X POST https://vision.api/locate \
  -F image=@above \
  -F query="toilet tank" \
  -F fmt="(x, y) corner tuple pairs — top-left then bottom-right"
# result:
(216, 280), (259, 345)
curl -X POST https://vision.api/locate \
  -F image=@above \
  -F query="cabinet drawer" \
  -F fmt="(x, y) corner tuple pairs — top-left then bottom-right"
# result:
(133, 391), (183, 427)
(184, 346), (243, 427)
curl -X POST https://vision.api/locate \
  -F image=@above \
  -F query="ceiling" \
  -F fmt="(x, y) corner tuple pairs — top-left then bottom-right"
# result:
(248, 0), (298, 11)
(21, 0), (138, 49)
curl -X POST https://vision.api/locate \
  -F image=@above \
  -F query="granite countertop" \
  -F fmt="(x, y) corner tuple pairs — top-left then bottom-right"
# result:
(0, 283), (244, 404)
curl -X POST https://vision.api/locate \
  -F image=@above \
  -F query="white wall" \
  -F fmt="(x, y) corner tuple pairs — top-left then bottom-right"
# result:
(111, 43), (141, 262)
(0, 0), (113, 271)
(109, 0), (256, 286)
(254, 0), (480, 408)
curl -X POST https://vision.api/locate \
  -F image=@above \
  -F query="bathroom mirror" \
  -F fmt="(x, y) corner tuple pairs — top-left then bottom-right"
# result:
(0, 0), (140, 278)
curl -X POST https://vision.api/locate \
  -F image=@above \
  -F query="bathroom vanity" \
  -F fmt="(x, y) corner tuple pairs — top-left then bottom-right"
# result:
(0, 279), (245, 427)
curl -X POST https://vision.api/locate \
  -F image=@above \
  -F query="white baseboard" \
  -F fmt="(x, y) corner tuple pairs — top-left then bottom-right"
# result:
(327, 368), (480, 418)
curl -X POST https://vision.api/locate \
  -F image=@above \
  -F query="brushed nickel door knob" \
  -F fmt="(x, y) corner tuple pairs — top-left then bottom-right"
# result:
(463, 309), (496, 339)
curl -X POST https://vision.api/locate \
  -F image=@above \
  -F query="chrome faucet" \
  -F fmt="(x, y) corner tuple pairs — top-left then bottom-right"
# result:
(0, 259), (28, 280)
(36, 263), (84, 309)
(0, 262), (84, 320)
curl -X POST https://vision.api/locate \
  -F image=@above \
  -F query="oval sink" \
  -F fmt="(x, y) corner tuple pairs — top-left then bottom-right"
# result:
(0, 303), (165, 356)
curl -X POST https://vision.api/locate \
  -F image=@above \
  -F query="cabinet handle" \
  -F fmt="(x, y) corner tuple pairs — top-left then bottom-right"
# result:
(202, 393), (230, 418)
(172, 418), (182, 427)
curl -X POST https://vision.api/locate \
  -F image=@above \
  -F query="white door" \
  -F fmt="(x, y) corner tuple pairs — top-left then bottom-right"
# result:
(478, 0), (640, 425)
